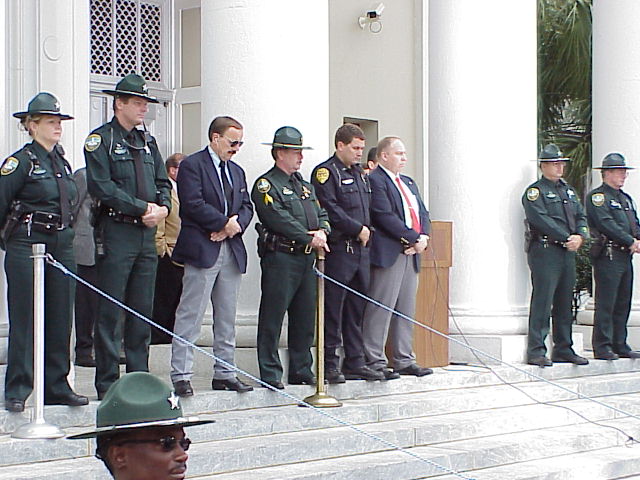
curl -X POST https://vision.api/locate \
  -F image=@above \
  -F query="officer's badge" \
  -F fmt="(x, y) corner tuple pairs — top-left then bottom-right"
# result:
(316, 168), (330, 184)
(567, 189), (575, 198)
(0, 157), (19, 176)
(84, 134), (102, 152)
(526, 187), (540, 201)
(592, 193), (605, 207)
(282, 187), (293, 195)
(256, 178), (271, 193)
(114, 144), (128, 155)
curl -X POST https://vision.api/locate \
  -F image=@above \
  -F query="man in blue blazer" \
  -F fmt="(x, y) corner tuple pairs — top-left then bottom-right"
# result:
(362, 136), (433, 377)
(170, 116), (254, 395)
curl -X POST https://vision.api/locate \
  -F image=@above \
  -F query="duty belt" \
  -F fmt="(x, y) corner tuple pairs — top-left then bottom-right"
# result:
(20, 211), (66, 234)
(275, 239), (313, 255)
(531, 233), (566, 249)
(103, 207), (143, 226)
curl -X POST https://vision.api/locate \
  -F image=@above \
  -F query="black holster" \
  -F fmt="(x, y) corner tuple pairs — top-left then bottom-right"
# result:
(0, 201), (25, 250)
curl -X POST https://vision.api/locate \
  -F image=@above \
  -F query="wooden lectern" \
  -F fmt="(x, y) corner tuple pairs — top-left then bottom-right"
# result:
(414, 221), (452, 367)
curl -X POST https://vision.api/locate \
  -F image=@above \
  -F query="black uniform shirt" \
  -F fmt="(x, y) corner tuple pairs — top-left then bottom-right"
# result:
(311, 154), (370, 241)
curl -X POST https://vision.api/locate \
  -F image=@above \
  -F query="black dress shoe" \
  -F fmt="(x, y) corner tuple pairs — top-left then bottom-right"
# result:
(375, 367), (400, 380)
(97, 390), (107, 401)
(325, 369), (346, 384)
(263, 380), (285, 390)
(395, 364), (434, 377)
(45, 392), (89, 407)
(288, 375), (317, 385)
(616, 350), (640, 359)
(551, 353), (589, 365)
(527, 356), (553, 367)
(74, 355), (96, 368)
(5, 398), (25, 413)
(594, 351), (619, 360)
(343, 365), (385, 381)
(173, 380), (194, 397)
(212, 378), (253, 393)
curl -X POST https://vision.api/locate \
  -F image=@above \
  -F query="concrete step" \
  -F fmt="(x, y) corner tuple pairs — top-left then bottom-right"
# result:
(2, 388), (640, 478)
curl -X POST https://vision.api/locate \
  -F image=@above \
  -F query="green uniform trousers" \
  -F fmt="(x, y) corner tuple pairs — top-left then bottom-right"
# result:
(4, 226), (75, 401)
(592, 250), (633, 355)
(527, 242), (575, 358)
(94, 219), (156, 394)
(257, 251), (316, 383)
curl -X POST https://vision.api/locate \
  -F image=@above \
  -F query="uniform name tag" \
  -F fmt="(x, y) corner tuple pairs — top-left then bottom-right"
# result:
(341, 178), (354, 185)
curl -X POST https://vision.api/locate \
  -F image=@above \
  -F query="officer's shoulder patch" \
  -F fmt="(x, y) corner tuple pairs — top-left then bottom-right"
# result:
(315, 167), (330, 184)
(0, 156), (19, 176)
(256, 178), (271, 193)
(592, 192), (605, 207)
(526, 187), (540, 201)
(84, 133), (102, 152)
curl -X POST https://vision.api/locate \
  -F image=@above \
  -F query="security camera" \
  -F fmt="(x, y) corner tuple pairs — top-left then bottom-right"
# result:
(358, 3), (385, 33)
(367, 3), (385, 19)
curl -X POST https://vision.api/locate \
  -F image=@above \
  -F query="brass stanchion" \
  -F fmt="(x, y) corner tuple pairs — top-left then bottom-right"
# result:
(303, 250), (342, 408)
(12, 244), (64, 439)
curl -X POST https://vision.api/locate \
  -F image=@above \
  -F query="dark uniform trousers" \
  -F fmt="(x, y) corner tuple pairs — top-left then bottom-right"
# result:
(324, 242), (369, 371)
(74, 264), (98, 357)
(94, 219), (156, 394)
(257, 250), (315, 383)
(4, 227), (76, 401)
(151, 255), (183, 344)
(527, 242), (575, 358)
(592, 251), (633, 355)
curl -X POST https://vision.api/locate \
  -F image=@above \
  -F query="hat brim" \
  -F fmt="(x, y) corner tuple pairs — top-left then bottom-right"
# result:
(261, 142), (313, 150)
(67, 416), (214, 440)
(102, 89), (160, 104)
(594, 166), (635, 170)
(538, 157), (571, 162)
(13, 111), (74, 120)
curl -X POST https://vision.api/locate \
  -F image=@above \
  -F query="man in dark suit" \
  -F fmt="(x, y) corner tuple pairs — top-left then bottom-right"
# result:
(169, 116), (254, 396)
(362, 136), (433, 377)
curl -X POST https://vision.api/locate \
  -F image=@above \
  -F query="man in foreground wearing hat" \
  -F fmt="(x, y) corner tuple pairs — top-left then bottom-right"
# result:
(84, 74), (172, 399)
(69, 371), (213, 480)
(252, 126), (330, 388)
(522, 144), (589, 367)
(586, 153), (640, 360)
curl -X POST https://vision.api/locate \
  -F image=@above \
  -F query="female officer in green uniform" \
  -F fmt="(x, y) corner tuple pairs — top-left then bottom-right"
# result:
(0, 92), (89, 412)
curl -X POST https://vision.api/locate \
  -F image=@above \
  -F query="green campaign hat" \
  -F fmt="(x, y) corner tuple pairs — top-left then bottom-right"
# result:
(102, 73), (159, 103)
(68, 372), (213, 439)
(594, 152), (634, 170)
(262, 126), (313, 149)
(13, 92), (73, 120)
(538, 143), (570, 162)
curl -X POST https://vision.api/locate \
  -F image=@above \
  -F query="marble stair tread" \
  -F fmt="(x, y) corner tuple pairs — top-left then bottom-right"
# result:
(2, 381), (640, 467)
(199, 419), (639, 480)
(3, 364), (640, 436)
(3, 400), (638, 477)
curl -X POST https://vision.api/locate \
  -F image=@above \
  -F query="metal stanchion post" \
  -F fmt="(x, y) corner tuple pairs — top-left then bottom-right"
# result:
(12, 243), (64, 439)
(303, 250), (342, 408)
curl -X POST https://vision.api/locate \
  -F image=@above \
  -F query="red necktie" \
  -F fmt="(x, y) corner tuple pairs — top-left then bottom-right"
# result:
(395, 176), (421, 233)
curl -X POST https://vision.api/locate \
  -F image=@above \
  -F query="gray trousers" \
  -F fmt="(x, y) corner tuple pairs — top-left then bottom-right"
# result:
(362, 254), (417, 370)
(170, 242), (241, 382)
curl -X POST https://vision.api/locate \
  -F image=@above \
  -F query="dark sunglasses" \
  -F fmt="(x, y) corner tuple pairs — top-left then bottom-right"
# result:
(115, 435), (192, 452)
(221, 135), (244, 148)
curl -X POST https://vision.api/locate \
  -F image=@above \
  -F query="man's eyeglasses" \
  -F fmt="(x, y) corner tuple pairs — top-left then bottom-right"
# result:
(221, 136), (244, 148)
(114, 435), (192, 452)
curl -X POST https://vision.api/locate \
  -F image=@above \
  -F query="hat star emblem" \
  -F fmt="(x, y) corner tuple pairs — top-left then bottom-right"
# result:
(168, 391), (180, 410)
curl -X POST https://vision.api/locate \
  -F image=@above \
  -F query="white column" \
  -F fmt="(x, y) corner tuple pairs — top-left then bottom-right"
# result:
(201, 1), (330, 351)
(429, 0), (538, 363)
(592, 1), (640, 341)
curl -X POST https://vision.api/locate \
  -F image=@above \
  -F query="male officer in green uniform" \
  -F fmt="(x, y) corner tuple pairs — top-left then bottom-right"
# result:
(252, 126), (330, 389)
(84, 74), (171, 398)
(586, 153), (640, 360)
(522, 144), (589, 367)
(69, 371), (213, 479)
